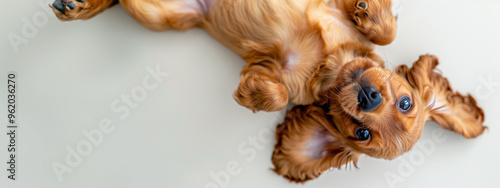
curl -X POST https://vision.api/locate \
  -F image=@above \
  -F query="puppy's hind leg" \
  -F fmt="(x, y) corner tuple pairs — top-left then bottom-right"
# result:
(51, 0), (118, 21)
(119, 0), (206, 31)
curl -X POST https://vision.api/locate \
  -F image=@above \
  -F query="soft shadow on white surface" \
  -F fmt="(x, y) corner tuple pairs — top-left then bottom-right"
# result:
(0, 0), (499, 188)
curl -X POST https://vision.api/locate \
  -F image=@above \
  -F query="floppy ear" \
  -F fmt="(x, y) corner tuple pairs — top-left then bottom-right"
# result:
(272, 105), (358, 183)
(395, 55), (487, 138)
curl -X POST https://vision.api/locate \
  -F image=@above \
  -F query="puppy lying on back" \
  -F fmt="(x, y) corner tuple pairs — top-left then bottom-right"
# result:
(51, 0), (396, 112)
(50, 0), (486, 183)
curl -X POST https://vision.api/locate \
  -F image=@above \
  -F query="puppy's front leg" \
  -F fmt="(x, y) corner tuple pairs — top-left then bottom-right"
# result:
(234, 61), (288, 112)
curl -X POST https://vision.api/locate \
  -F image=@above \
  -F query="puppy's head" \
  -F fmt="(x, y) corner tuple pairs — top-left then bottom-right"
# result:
(322, 55), (486, 160)
(324, 57), (423, 159)
(341, 0), (398, 45)
(272, 55), (486, 182)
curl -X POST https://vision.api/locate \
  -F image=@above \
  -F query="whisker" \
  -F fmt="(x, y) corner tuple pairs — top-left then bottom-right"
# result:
(322, 93), (335, 100)
(327, 87), (341, 98)
(341, 113), (351, 125)
(385, 67), (396, 84)
(329, 105), (343, 112)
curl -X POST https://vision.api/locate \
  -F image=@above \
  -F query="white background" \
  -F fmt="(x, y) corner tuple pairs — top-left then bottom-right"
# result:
(1, 0), (499, 187)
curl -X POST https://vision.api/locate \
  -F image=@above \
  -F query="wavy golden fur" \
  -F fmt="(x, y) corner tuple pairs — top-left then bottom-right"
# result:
(52, 0), (486, 183)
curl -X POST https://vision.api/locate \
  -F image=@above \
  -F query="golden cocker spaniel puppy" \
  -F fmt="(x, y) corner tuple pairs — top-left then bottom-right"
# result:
(51, 0), (486, 183)
(51, 0), (396, 112)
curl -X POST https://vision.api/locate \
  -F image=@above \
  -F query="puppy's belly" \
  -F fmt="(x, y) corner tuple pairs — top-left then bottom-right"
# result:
(282, 51), (322, 105)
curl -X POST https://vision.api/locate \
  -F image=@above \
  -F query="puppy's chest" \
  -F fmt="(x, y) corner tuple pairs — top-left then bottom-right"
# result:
(285, 51), (302, 70)
(283, 17), (353, 71)
(319, 10), (363, 52)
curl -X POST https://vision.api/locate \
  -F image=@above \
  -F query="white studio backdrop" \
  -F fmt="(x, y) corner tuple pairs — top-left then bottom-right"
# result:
(0, 0), (499, 188)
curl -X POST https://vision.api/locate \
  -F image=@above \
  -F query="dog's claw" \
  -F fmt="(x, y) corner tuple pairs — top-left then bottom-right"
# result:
(67, 2), (76, 10)
(52, 0), (65, 13)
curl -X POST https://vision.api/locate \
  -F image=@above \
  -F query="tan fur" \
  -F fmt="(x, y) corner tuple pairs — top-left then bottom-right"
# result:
(119, 0), (204, 31)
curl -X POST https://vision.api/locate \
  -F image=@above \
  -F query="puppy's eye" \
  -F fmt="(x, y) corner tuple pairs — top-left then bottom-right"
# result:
(398, 96), (412, 112)
(355, 128), (370, 141)
(357, 2), (367, 9)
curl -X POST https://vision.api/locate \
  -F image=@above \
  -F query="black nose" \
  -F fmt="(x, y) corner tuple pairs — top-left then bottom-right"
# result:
(358, 87), (382, 112)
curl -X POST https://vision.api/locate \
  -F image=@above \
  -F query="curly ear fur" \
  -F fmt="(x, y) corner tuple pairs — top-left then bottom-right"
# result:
(396, 55), (487, 138)
(272, 105), (358, 183)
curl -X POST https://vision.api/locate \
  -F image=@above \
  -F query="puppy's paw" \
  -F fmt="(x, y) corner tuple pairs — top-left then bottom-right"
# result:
(234, 74), (288, 112)
(51, 0), (90, 21)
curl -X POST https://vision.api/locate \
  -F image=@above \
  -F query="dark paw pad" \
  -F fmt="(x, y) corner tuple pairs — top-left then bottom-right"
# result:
(66, 2), (76, 10)
(52, 0), (66, 13)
